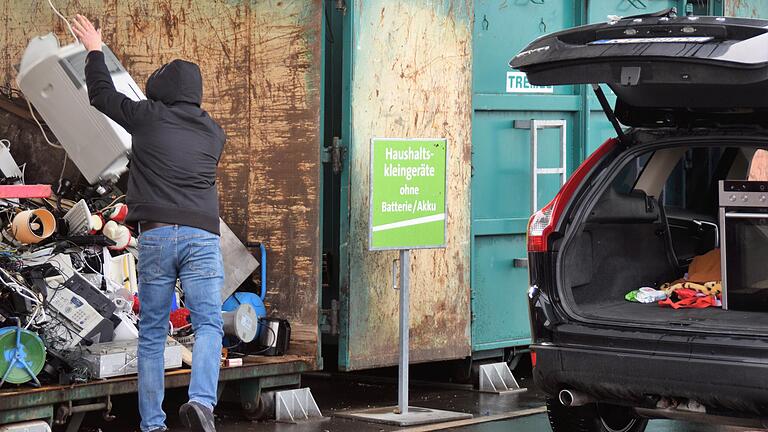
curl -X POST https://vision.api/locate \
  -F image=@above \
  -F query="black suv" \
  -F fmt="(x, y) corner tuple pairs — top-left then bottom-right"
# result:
(512, 10), (768, 432)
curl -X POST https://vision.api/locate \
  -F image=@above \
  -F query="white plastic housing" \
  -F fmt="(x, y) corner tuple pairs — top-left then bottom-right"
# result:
(16, 33), (144, 184)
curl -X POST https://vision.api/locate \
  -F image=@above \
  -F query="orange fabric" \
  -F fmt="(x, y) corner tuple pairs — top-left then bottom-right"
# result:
(686, 248), (721, 283)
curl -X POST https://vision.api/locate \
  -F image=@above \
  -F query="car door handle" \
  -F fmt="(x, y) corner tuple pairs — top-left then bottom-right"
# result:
(513, 258), (528, 268)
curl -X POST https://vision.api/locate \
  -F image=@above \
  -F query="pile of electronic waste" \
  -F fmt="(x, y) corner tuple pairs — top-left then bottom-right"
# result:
(0, 30), (292, 391)
(0, 142), (289, 390)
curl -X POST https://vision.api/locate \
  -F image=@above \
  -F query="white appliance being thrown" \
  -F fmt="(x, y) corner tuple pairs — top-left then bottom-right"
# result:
(16, 33), (145, 184)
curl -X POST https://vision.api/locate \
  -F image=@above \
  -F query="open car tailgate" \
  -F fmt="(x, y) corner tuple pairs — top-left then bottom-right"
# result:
(510, 15), (768, 127)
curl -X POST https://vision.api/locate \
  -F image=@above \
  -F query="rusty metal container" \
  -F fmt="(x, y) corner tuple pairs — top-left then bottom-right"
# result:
(329, 0), (473, 371)
(0, 0), (322, 427)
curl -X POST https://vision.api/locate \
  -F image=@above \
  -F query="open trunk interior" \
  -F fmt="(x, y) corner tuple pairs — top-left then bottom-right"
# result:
(561, 140), (768, 333)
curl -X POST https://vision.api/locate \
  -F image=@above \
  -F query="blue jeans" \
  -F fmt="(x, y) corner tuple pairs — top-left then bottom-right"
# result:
(137, 225), (224, 432)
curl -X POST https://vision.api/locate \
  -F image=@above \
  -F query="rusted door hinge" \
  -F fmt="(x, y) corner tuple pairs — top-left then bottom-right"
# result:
(322, 137), (346, 175)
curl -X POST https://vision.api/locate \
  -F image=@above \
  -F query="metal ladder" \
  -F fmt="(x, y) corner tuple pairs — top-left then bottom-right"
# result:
(514, 119), (567, 212)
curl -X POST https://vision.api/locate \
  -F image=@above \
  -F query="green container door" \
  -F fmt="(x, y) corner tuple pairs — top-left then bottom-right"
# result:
(470, 0), (681, 354)
(471, 0), (578, 352)
(335, 0), (474, 371)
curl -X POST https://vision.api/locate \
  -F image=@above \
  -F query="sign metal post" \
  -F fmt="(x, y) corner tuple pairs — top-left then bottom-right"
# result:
(338, 138), (471, 426)
(398, 248), (409, 415)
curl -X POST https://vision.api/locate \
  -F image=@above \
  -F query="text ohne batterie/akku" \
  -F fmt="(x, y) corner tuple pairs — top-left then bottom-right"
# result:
(381, 200), (437, 213)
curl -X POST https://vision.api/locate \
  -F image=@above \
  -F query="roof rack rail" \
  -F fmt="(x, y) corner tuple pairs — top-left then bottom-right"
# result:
(623, 7), (677, 20)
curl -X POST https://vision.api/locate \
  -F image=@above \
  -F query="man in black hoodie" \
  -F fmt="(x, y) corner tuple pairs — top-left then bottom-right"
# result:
(73, 15), (224, 432)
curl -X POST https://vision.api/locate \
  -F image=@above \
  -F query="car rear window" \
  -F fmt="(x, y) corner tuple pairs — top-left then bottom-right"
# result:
(611, 154), (650, 195)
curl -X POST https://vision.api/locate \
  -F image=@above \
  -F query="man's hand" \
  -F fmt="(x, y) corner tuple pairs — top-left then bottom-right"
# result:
(72, 14), (102, 52)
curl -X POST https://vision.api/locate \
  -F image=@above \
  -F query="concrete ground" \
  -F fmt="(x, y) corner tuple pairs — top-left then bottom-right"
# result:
(210, 374), (757, 432)
(79, 371), (760, 431)
(211, 372), (548, 432)
(442, 415), (757, 432)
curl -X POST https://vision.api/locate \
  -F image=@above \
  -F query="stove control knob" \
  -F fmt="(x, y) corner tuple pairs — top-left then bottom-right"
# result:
(730, 194), (737, 202)
(743, 195), (750, 203)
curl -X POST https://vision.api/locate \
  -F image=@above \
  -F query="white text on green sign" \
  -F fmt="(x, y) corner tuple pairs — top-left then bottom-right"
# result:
(370, 138), (447, 250)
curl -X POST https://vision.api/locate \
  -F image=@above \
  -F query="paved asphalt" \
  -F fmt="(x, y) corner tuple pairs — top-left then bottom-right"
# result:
(456, 414), (756, 432)
(77, 372), (760, 431)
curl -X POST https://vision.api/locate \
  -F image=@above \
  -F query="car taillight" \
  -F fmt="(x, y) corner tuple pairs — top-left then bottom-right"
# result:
(527, 202), (554, 252)
(527, 138), (619, 252)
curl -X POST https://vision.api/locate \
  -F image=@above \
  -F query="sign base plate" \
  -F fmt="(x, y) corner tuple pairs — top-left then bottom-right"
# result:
(335, 406), (472, 426)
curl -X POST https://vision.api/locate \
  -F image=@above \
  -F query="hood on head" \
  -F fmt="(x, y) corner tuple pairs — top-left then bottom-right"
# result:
(145, 59), (203, 106)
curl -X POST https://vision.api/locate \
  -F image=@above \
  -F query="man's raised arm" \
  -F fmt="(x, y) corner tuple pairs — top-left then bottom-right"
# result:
(72, 14), (147, 133)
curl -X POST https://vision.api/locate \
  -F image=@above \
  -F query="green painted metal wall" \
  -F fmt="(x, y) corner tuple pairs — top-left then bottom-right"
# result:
(470, 0), (684, 353)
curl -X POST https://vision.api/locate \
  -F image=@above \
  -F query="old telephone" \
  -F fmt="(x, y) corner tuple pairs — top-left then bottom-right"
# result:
(43, 274), (114, 350)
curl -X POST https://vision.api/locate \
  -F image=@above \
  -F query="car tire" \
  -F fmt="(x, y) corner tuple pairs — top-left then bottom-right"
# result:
(546, 398), (648, 432)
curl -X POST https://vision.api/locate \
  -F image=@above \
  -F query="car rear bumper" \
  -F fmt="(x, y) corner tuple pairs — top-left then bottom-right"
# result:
(533, 342), (768, 417)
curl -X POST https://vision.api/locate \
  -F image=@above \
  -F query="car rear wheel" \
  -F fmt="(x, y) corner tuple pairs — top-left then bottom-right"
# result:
(546, 398), (648, 432)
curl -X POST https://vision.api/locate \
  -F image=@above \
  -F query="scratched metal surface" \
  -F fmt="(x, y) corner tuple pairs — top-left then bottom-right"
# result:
(2, 0), (322, 359)
(725, 0), (768, 18)
(341, 0), (473, 370)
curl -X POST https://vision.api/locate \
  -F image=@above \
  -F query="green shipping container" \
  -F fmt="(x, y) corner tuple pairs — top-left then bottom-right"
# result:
(469, 0), (693, 355)
(322, 0), (768, 370)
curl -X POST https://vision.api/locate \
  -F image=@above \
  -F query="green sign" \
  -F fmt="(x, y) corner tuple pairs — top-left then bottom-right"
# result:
(369, 138), (447, 250)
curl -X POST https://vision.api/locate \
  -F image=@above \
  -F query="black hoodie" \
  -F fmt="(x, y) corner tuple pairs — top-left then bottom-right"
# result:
(84, 51), (225, 235)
